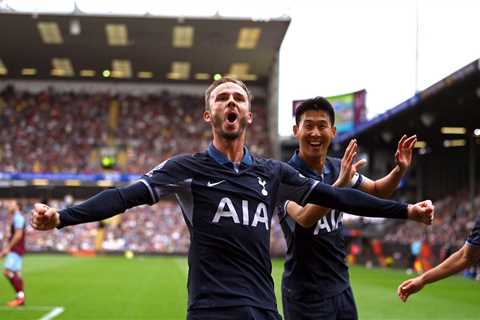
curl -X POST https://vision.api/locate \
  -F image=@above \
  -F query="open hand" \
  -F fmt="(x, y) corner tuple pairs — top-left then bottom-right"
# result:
(395, 135), (417, 172)
(398, 276), (425, 302)
(336, 139), (367, 187)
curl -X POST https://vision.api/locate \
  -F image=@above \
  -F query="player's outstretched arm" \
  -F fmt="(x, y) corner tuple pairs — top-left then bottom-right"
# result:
(304, 182), (433, 222)
(397, 244), (480, 302)
(31, 182), (152, 230)
(288, 198), (433, 228)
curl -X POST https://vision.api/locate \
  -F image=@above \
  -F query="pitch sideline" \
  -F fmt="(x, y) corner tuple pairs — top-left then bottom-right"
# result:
(0, 305), (65, 319)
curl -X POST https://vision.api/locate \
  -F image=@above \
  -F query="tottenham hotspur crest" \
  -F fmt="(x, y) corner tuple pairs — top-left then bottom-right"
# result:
(257, 177), (268, 196)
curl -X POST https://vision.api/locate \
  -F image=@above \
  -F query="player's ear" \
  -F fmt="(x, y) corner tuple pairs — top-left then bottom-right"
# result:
(247, 111), (253, 125)
(332, 126), (337, 137)
(203, 110), (212, 123)
(293, 124), (299, 137)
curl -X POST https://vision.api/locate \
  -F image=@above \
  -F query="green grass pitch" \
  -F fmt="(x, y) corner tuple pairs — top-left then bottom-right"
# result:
(0, 255), (478, 319)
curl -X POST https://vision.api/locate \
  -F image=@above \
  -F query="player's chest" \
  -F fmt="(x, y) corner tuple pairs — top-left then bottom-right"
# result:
(190, 173), (276, 230)
(192, 171), (274, 202)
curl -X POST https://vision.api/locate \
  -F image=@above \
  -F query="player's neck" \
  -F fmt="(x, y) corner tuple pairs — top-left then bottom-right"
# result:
(212, 135), (246, 163)
(299, 151), (326, 175)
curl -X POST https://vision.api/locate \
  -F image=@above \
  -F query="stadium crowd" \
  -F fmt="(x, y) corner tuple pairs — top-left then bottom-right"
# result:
(384, 189), (480, 248)
(0, 85), (270, 174)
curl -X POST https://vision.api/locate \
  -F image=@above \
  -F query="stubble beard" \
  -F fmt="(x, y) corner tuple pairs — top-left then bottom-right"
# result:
(213, 113), (248, 141)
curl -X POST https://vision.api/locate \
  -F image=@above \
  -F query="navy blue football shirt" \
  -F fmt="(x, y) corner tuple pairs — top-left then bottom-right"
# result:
(279, 152), (357, 300)
(466, 217), (480, 247)
(279, 151), (406, 301)
(58, 145), (408, 313)
(139, 144), (318, 311)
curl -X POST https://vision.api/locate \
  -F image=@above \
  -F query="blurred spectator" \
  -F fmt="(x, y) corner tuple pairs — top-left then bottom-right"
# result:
(385, 189), (479, 247)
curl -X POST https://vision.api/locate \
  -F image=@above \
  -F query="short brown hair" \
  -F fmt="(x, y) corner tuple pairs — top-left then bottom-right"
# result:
(204, 77), (253, 111)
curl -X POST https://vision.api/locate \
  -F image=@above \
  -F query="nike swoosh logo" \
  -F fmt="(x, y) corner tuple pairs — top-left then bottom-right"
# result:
(207, 180), (225, 187)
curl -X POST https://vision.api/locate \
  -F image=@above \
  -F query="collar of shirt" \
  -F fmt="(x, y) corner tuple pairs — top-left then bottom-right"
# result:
(207, 143), (253, 169)
(288, 150), (330, 181)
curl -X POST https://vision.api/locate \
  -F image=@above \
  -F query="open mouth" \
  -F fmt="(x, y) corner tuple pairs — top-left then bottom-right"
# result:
(226, 112), (238, 124)
(308, 141), (322, 148)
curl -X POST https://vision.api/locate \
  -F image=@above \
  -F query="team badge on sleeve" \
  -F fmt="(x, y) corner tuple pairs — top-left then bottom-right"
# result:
(146, 159), (168, 177)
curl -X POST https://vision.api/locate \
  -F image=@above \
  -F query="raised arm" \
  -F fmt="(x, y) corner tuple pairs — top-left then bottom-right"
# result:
(397, 243), (480, 302)
(360, 134), (416, 198)
(287, 136), (433, 227)
(31, 182), (152, 230)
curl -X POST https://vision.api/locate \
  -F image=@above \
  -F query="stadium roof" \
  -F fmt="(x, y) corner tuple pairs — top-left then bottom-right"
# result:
(0, 12), (290, 85)
(335, 59), (480, 152)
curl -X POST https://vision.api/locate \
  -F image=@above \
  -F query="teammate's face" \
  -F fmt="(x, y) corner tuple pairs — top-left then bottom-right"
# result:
(294, 110), (336, 159)
(204, 82), (253, 140)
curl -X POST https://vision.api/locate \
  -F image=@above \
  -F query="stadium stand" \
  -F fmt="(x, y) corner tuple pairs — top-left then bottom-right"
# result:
(0, 86), (270, 174)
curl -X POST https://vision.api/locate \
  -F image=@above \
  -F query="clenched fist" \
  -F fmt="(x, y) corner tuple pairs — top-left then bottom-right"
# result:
(407, 200), (434, 225)
(31, 203), (60, 230)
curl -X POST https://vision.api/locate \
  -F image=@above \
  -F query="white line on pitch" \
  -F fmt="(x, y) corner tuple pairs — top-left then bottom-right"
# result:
(38, 307), (65, 320)
(0, 305), (56, 311)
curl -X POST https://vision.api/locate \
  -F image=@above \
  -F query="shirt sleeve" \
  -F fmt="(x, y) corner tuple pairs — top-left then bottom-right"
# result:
(138, 156), (193, 204)
(276, 200), (289, 223)
(58, 156), (191, 228)
(277, 162), (319, 206)
(58, 182), (152, 228)
(13, 214), (25, 230)
(305, 181), (408, 219)
(466, 218), (480, 247)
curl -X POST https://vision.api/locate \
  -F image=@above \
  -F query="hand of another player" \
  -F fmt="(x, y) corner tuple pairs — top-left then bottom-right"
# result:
(31, 203), (60, 230)
(335, 139), (366, 187)
(397, 276), (424, 302)
(407, 200), (434, 225)
(395, 135), (417, 173)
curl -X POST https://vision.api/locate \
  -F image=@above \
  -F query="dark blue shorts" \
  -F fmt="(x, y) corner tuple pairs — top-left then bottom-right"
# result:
(188, 306), (282, 320)
(282, 287), (358, 320)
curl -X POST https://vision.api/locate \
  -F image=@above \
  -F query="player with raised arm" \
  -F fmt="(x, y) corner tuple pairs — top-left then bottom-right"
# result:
(279, 97), (433, 320)
(398, 217), (480, 302)
(31, 78), (433, 319)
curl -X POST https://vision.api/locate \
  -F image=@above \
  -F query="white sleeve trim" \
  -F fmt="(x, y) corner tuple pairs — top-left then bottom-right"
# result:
(466, 240), (480, 247)
(299, 180), (319, 205)
(351, 172), (363, 189)
(139, 179), (157, 203)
